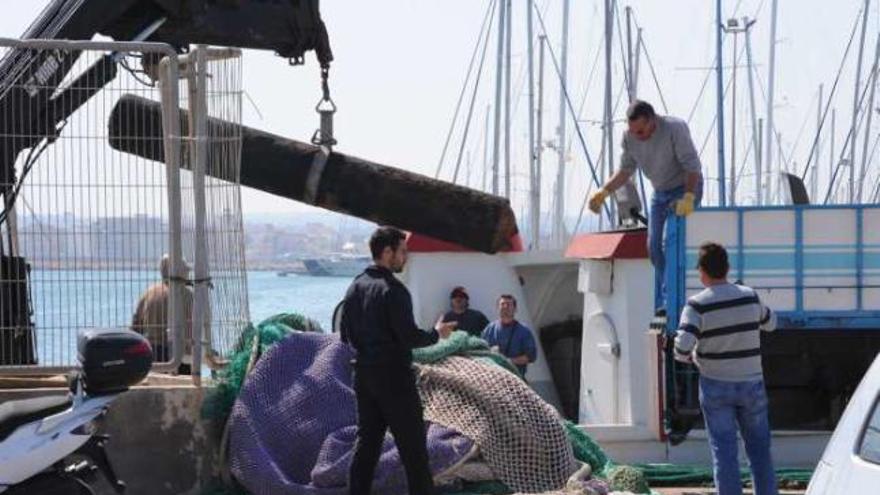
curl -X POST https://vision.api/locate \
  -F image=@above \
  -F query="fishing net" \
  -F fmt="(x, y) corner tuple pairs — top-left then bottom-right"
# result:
(203, 319), (809, 495)
(417, 355), (578, 493)
(226, 330), (475, 495)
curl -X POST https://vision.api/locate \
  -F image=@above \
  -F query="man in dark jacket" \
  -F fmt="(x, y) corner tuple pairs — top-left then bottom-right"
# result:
(441, 286), (489, 337)
(341, 226), (456, 495)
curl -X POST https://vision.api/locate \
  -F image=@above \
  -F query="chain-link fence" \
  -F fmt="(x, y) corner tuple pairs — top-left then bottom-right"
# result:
(0, 39), (249, 379)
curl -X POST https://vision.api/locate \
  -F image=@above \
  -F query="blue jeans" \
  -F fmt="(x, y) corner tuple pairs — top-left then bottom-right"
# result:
(699, 376), (777, 495)
(648, 184), (702, 311)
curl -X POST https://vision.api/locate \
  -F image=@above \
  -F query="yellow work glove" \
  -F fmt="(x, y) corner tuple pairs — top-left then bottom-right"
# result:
(588, 188), (610, 214)
(674, 192), (696, 217)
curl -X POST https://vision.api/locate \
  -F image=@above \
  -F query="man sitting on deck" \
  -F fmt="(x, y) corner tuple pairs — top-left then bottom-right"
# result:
(442, 286), (489, 337)
(482, 294), (537, 376)
(674, 242), (778, 495)
(587, 99), (704, 316)
(131, 254), (193, 374)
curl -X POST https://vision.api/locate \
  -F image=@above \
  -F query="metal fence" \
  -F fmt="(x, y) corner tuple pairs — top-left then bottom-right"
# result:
(0, 39), (249, 379)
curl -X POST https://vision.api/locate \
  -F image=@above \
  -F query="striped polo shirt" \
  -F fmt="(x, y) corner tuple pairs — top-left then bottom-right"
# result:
(674, 282), (776, 382)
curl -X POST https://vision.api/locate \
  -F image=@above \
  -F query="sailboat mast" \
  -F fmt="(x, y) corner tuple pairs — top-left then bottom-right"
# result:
(744, 17), (761, 205)
(537, 35), (546, 248)
(626, 6), (634, 100)
(504, 0), (513, 199)
(492, 0), (506, 196)
(851, 0), (870, 203)
(554, 0), (571, 246)
(764, 0), (778, 205)
(858, 32), (880, 202)
(814, 85), (823, 202)
(831, 108), (837, 203)
(731, 23), (738, 206)
(604, 0), (615, 221)
(716, 0), (727, 206)
(483, 104), (490, 192)
(527, 0), (538, 248)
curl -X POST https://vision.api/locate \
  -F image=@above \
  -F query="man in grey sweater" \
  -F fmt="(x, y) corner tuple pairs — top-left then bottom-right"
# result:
(588, 100), (703, 314)
(675, 242), (777, 495)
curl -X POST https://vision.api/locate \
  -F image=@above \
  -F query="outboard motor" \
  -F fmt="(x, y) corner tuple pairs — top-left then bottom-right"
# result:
(0, 329), (152, 494)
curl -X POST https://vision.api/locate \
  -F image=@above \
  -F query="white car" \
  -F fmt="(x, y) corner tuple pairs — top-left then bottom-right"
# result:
(807, 352), (880, 494)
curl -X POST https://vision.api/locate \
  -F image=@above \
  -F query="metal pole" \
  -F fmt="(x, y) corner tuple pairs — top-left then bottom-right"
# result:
(731, 28), (738, 206)
(492, 0), (506, 196)
(483, 104), (490, 192)
(634, 28), (643, 98)
(831, 108), (837, 203)
(758, 118), (764, 202)
(504, 0), (512, 199)
(744, 17), (761, 205)
(604, 0), (616, 221)
(527, 0), (538, 248)
(716, 0), (727, 206)
(851, 0), (870, 203)
(814, 84), (823, 202)
(157, 53), (184, 374)
(859, 32), (880, 202)
(555, 0), (571, 245)
(764, 0), (778, 205)
(188, 45), (212, 386)
(626, 6), (634, 101)
(536, 35), (546, 248)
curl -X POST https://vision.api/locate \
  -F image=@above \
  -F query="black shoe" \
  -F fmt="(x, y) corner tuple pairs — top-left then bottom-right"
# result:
(654, 307), (667, 318)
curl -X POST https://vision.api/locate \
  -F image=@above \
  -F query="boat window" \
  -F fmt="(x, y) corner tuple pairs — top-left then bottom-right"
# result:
(858, 394), (880, 464)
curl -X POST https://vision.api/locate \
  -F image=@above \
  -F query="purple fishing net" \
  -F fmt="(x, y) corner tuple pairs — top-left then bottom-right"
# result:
(228, 332), (474, 495)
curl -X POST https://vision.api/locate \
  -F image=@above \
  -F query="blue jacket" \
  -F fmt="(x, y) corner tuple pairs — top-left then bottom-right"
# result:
(481, 320), (537, 374)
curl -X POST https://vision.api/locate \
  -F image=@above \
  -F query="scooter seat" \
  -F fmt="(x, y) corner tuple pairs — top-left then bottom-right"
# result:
(0, 395), (71, 442)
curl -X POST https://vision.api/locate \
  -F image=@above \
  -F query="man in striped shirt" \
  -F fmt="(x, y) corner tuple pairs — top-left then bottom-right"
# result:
(675, 242), (778, 495)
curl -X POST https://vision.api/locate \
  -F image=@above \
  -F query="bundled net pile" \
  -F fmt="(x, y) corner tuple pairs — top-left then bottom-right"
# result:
(417, 355), (577, 492)
(225, 330), (474, 495)
(207, 318), (808, 495)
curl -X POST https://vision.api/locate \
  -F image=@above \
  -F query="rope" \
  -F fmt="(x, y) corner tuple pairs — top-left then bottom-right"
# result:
(435, 0), (498, 179)
(800, 8), (864, 182)
(533, 5), (612, 225)
(452, 0), (499, 184)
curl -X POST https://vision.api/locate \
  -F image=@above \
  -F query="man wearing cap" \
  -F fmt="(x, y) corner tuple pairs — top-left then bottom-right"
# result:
(441, 286), (489, 337)
(587, 100), (703, 315)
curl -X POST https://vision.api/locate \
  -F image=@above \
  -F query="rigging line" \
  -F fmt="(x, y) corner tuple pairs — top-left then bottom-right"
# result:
(872, 159), (880, 201)
(683, 0), (765, 124)
(434, 0), (497, 179)
(614, 0), (631, 99)
(750, 68), (795, 172)
(534, 3), (612, 224)
(800, 7), (864, 181)
(511, 0), (552, 118)
(636, 34), (668, 113)
(451, 0), (500, 184)
(857, 127), (880, 198)
(824, 72), (874, 203)
(787, 88), (823, 177)
(575, 30), (605, 125)
(696, 35), (748, 159)
(573, 76), (629, 235)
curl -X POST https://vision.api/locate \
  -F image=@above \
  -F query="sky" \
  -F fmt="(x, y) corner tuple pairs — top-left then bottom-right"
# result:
(1, 1), (877, 228)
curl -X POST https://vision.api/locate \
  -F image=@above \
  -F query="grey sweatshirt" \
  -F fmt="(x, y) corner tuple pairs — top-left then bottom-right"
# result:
(674, 283), (777, 382)
(620, 116), (702, 192)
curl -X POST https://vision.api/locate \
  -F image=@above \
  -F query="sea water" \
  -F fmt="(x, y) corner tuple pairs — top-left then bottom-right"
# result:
(22, 270), (351, 366)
